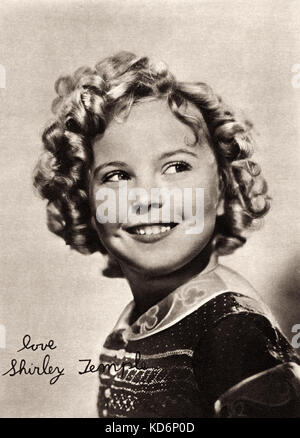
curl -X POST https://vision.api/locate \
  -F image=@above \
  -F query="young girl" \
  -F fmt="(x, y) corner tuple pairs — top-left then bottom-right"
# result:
(34, 52), (300, 418)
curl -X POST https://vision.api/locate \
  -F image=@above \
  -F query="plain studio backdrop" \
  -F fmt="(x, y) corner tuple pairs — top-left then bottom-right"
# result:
(0, 0), (299, 418)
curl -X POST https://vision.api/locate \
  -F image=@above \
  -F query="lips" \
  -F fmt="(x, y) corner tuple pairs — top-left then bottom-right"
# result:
(126, 223), (177, 235)
(124, 222), (179, 243)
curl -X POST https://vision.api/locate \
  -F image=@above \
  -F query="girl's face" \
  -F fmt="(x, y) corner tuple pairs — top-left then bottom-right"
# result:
(90, 99), (221, 276)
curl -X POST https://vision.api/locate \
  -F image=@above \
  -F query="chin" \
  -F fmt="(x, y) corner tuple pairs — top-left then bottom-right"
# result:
(127, 262), (182, 277)
(119, 249), (200, 277)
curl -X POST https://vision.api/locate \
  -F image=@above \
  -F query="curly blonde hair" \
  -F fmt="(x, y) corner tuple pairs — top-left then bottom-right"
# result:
(33, 51), (270, 275)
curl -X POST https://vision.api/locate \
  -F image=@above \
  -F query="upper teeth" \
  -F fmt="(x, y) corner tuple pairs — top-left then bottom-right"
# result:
(135, 225), (171, 235)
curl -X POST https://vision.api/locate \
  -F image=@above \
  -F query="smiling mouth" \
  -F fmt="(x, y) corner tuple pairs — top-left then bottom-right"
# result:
(125, 223), (179, 236)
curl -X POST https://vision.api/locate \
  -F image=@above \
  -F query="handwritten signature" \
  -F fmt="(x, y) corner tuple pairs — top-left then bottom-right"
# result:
(2, 334), (146, 385)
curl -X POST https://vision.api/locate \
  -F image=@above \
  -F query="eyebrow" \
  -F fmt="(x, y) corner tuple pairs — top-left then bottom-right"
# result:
(158, 148), (198, 160)
(93, 148), (198, 177)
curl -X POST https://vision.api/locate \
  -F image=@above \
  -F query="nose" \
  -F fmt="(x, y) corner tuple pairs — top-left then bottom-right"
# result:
(130, 188), (163, 215)
(127, 171), (164, 216)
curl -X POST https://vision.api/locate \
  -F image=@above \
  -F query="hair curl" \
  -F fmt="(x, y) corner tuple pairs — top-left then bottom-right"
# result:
(33, 51), (271, 275)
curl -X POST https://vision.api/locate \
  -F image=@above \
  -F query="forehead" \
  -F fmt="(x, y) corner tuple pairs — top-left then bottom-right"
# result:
(92, 99), (209, 163)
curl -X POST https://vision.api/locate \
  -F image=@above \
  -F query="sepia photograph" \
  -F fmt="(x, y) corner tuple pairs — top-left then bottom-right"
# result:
(0, 0), (300, 419)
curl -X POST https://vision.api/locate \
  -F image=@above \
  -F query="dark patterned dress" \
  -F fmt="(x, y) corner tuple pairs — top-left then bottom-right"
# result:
(97, 264), (300, 418)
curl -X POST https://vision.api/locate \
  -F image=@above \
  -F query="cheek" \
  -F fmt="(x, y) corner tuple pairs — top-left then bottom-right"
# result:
(179, 170), (220, 220)
(90, 188), (121, 247)
(201, 157), (221, 212)
(91, 183), (122, 227)
(92, 219), (119, 257)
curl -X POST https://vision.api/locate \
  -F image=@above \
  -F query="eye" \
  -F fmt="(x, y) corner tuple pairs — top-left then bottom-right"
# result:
(163, 161), (192, 175)
(102, 170), (131, 183)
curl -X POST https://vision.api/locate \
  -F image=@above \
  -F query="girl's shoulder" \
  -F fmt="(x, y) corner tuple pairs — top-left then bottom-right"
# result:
(214, 263), (259, 299)
(186, 262), (276, 327)
(191, 269), (300, 417)
(210, 263), (277, 321)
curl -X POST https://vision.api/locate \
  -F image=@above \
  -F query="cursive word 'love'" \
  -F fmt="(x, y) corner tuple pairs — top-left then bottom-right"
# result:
(17, 334), (57, 352)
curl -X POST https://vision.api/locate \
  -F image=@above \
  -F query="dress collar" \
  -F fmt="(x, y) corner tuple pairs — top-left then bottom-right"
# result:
(112, 258), (235, 342)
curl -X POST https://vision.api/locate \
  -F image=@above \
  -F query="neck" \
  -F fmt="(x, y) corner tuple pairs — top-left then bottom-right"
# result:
(120, 245), (218, 320)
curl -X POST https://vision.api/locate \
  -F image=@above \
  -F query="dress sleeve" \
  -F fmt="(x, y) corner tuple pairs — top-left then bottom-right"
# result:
(192, 312), (300, 417)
